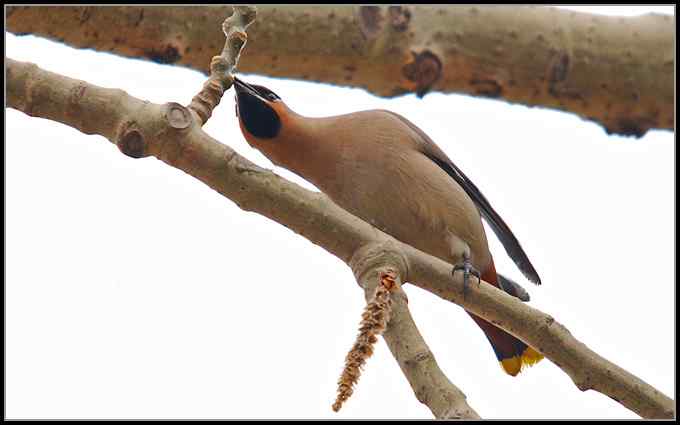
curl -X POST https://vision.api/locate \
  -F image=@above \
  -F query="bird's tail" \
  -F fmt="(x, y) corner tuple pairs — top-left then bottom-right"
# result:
(467, 261), (544, 376)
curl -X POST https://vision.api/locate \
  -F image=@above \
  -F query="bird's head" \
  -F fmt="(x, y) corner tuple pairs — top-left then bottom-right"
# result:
(232, 76), (325, 181)
(233, 76), (291, 141)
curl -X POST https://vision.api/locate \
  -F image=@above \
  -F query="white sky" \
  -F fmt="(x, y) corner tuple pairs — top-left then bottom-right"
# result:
(5, 5), (675, 420)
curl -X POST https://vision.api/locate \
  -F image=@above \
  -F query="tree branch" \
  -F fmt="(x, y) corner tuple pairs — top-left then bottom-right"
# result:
(404, 242), (675, 419)
(6, 5), (674, 137)
(6, 57), (673, 418)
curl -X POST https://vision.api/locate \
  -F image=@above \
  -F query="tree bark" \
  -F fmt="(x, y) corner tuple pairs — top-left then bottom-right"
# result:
(6, 5), (674, 137)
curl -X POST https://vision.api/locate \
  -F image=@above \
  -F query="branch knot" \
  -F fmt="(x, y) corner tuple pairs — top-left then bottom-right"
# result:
(117, 122), (147, 159)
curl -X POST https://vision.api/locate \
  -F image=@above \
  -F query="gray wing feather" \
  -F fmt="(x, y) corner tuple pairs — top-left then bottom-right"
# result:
(384, 111), (542, 285)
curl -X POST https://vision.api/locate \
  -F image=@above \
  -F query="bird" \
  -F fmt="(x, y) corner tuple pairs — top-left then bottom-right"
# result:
(231, 76), (544, 376)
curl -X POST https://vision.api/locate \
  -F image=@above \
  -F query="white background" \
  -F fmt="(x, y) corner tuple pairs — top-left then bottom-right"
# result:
(6, 5), (675, 420)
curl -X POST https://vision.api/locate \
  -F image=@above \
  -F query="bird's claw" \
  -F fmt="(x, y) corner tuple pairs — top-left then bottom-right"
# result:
(452, 255), (481, 300)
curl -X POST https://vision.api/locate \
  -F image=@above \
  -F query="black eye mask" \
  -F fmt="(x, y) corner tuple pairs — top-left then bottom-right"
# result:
(236, 90), (282, 139)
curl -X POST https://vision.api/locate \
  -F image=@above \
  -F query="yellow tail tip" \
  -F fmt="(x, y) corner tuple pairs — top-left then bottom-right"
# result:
(500, 347), (544, 376)
(500, 357), (522, 376)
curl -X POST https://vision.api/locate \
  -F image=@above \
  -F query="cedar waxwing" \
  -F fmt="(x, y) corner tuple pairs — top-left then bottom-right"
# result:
(232, 77), (543, 376)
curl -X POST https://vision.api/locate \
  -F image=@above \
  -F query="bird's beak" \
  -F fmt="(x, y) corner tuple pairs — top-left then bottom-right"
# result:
(233, 76), (263, 101)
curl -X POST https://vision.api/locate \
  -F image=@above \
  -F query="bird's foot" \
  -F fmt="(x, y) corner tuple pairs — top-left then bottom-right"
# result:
(451, 253), (481, 300)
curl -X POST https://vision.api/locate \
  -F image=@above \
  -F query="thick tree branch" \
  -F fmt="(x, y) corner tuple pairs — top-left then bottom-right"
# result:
(6, 5), (674, 137)
(6, 58), (674, 419)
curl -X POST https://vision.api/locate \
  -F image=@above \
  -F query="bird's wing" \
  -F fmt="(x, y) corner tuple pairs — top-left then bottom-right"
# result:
(383, 111), (542, 285)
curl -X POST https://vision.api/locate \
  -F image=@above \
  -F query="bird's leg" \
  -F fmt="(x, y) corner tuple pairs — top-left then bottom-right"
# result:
(452, 250), (481, 300)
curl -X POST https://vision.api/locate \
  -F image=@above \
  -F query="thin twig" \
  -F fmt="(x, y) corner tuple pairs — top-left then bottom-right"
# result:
(187, 5), (257, 125)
